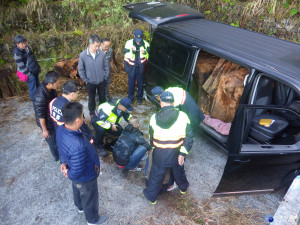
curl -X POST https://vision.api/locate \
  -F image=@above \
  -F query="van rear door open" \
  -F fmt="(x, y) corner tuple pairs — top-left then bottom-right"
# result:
(123, 2), (204, 26)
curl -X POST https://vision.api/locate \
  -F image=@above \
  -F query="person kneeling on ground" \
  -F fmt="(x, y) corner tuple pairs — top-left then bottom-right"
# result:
(91, 98), (134, 157)
(113, 116), (150, 171)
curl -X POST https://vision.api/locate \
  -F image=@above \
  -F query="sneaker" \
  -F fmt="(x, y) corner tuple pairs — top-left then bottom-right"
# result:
(180, 189), (186, 195)
(129, 165), (145, 172)
(78, 208), (84, 213)
(167, 183), (177, 192)
(141, 154), (148, 161)
(143, 192), (157, 205)
(97, 147), (107, 157)
(87, 215), (109, 225)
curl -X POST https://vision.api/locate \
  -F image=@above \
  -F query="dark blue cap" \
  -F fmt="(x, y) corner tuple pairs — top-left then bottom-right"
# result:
(134, 29), (143, 43)
(160, 91), (174, 103)
(151, 86), (164, 100)
(120, 97), (134, 112)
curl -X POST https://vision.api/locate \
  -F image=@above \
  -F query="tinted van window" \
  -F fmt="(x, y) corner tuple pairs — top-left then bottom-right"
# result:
(149, 33), (189, 77)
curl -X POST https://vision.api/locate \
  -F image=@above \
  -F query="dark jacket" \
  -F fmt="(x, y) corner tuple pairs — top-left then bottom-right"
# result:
(33, 83), (57, 131)
(56, 125), (100, 183)
(113, 124), (150, 166)
(13, 45), (40, 77)
(149, 106), (194, 167)
(49, 96), (94, 142)
(78, 47), (109, 85)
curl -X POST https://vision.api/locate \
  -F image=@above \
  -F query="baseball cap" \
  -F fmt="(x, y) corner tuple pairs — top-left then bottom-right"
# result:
(134, 29), (143, 43)
(120, 97), (134, 112)
(62, 81), (80, 94)
(151, 86), (164, 100)
(160, 91), (174, 103)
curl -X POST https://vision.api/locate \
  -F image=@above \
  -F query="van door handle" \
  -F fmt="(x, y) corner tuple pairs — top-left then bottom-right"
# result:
(234, 159), (251, 164)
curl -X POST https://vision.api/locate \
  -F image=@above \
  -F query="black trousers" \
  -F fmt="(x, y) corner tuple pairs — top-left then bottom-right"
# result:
(92, 122), (122, 148)
(44, 129), (59, 161)
(72, 178), (99, 223)
(143, 162), (189, 202)
(86, 82), (106, 116)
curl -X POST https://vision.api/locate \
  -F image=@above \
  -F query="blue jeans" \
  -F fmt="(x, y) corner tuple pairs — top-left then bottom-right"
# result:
(27, 75), (40, 102)
(124, 146), (147, 170)
(72, 178), (99, 224)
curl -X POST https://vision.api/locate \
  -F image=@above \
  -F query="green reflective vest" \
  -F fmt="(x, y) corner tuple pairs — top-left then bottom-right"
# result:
(124, 39), (150, 65)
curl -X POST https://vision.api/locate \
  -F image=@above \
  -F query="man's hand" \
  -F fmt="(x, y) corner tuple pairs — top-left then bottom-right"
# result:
(141, 49), (145, 54)
(62, 169), (68, 178)
(42, 129), (50, 138)
(111, 124), (118, 132)
(132, 46), (136, 52)
(60, 163), (67, 173)
(178, 155), (185, 166)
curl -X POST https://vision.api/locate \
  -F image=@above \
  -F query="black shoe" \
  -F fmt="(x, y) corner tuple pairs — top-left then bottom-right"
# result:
(87, 215), (109, 225)
(137, 99), (142, 105)
(97, 147), (107, 157)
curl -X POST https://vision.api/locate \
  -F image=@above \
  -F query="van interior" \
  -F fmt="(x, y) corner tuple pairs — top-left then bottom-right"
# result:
(192, 50), (300, 147)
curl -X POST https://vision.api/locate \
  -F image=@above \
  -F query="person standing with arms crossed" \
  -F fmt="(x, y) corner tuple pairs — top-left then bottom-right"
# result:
(78, 34), (109, 117)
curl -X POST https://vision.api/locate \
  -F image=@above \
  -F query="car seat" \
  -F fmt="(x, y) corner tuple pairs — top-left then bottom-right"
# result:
(250, 77), (289, 143)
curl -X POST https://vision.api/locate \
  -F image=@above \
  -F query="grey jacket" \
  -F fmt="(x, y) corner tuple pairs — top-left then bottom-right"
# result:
(78, 47), (109, 85)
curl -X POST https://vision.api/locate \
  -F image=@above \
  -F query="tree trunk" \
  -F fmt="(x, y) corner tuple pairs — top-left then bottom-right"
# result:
(0, 69), (18, 99)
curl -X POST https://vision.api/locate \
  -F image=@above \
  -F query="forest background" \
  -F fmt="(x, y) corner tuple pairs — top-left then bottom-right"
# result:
(0, 0), (299, 95)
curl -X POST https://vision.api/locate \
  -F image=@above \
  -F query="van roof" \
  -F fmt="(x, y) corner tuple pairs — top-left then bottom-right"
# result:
(160, 19), (300, 86)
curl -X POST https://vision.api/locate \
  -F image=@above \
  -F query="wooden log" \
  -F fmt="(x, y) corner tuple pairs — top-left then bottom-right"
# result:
(194, 54), (220, 114)
(54, 59), (68, 77)
(202, 58), (226, 96)
(210, 68), (249, 122)
(0, 69), (18, 99)
(54, 57), (79, 78)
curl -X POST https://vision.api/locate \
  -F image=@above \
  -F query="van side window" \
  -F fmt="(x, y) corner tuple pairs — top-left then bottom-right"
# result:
(149, 33), (189, 77)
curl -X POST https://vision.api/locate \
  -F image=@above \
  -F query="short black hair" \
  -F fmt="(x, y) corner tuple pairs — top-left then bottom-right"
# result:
(62, 81), (79, 94)
(42, 71), (60, 85)
(89, 34), (101, 44)
(62, 102), (83, 125)
(14, 35), (27, 44)
(101, 38), (110, 43)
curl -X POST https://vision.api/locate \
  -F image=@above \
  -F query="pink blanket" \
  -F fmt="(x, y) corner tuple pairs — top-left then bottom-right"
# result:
(203, 114), (231, 135)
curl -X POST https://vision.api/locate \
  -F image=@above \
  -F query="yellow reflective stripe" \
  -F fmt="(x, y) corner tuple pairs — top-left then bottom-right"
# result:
(124, 58), (134, 65)
(96, 121), (111, 129)
(153, 134), (185, 141)
(153, 140), (184, 149)
(181, 90), (186, 105)
(180, 146), (189, 155)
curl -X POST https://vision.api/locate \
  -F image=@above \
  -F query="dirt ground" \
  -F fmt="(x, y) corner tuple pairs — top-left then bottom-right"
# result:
(0, 91), (285, 225)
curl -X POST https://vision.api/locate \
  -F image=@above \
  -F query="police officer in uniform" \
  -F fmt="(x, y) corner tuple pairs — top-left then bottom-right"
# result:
(151, 86), (205, 130)
(124, 29), (150, 104)
(91, 98), (133, 157)
(143, 92), (194, 204)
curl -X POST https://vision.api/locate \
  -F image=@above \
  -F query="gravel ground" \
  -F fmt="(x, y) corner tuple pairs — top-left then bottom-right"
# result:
(0, 94), (285, 225)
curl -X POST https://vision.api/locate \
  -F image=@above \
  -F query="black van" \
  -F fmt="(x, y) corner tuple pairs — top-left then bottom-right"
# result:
(124, 2), (300, 196)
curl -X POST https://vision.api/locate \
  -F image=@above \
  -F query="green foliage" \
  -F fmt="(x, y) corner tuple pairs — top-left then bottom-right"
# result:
(62, 0), (135, 28)
(290, 8), (299, 17)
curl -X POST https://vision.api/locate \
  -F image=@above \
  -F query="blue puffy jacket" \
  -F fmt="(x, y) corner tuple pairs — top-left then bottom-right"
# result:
(56, 125), (100, 183)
